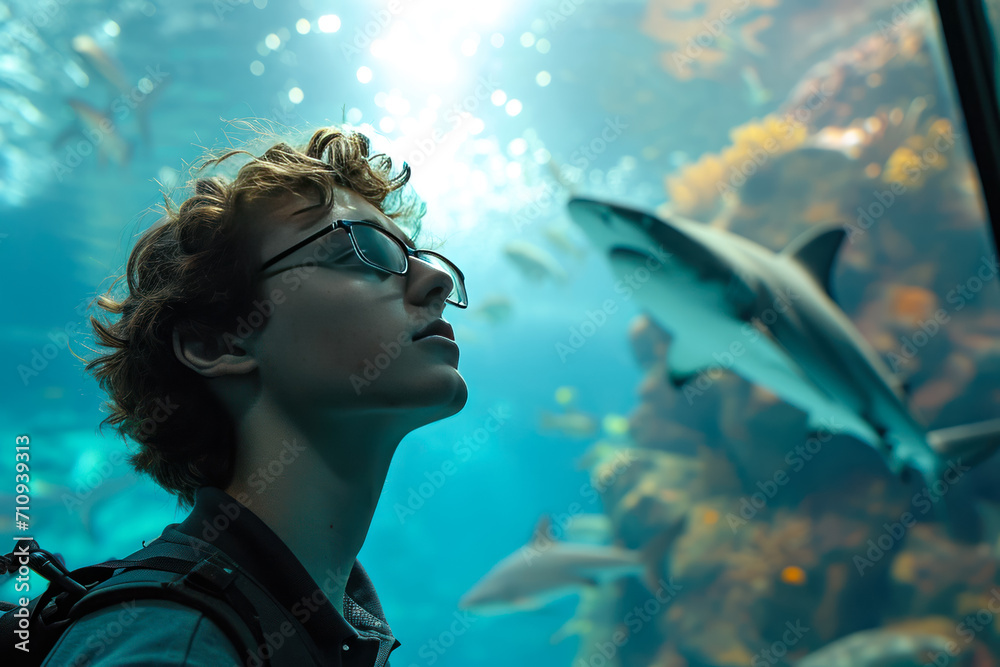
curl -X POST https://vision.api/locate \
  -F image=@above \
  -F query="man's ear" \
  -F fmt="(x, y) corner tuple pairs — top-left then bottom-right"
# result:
(172, 324), (258, 378)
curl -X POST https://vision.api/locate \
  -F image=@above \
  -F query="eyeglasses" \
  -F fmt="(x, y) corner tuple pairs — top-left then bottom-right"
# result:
(258, 219), (468, 308)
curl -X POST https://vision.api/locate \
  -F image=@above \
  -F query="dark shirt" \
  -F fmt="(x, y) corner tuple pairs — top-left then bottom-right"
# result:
(42, 486), (400, 666)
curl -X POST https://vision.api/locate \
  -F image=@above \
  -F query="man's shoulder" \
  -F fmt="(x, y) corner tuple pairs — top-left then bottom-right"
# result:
(40, 599), (243, 667)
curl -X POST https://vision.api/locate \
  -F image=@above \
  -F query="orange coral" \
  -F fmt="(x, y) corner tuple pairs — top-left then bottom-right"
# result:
(665, 114), (807, 219)
(641, 0), (779, 80)
(882, 118), (953, 189)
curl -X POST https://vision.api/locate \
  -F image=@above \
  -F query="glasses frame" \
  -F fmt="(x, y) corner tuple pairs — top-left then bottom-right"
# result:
(257, 219), (468, 308)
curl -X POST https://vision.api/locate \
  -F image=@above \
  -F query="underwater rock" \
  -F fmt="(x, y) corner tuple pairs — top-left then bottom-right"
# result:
(629, 313), (670, 370)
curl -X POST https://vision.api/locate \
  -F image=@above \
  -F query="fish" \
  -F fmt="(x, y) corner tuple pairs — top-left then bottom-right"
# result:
(565, 197), (1000, 542)
(458, 514), (685, 615)
(793, 617), (963, 667)
(539, 409), (600, 439)
(471, 294), (513, 325)
(554, 386), (578, 406)
(741, 65), (772, 107)
(503, 239), (568, 283)
(71, 34), (130, 96)
(62, 98), (132, 166)
(559, 513), (613, 545)
(542, 224), (588, 260)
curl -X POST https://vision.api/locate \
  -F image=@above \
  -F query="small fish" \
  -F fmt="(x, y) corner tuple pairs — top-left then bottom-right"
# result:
(794, 618), (962, 667)
(64, 98), (131, 166)
(459, 515), (685, 615)
(560, 513), (613, 545)
(71, 34), (130, 96)
(554, 386), (578, 407)
(503, 239), (568, 283)
(741, 65), (772, 107)
(601, 413), (630, 437)
(471, 294), (513, 325)
(542, 224), (588, 260)
(539, 409), (599, 439)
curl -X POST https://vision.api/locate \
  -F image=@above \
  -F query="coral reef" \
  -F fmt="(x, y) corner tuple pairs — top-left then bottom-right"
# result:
(564, 5), (1000, 665)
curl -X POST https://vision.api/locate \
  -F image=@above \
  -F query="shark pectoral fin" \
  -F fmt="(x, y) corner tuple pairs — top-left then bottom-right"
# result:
(531, 514), (554, 546)
(640, 515), (687, 594)
(938, 479), (983, 544)
(927, 418), (1000, 468)
(666, 368), (702, 388)
(725, 271), (758, 320)
(781, 224), (847, 297)
(665, 337), (722, 386)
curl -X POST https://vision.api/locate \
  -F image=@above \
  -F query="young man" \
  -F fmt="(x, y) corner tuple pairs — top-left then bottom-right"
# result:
(43, 126), (469, 666)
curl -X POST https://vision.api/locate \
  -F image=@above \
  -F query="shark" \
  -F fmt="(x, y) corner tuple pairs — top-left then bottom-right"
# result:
(458, 514), (685, 615)
(565, 197), (1000, 541)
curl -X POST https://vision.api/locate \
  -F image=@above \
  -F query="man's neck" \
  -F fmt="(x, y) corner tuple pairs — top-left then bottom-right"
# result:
(225, 413), (397, 617)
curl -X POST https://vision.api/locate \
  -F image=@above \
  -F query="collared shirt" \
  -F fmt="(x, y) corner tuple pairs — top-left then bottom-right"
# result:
(41, 486), (400, 667)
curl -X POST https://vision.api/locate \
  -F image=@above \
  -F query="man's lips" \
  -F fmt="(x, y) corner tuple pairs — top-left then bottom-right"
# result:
(413, 319), (455, 342)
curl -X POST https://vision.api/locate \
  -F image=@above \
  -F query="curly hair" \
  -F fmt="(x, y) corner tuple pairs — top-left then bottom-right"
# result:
(84, 125), (425, 510)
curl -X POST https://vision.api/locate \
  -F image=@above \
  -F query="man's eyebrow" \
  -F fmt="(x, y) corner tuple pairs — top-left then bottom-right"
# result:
(292, 202), (325, 216)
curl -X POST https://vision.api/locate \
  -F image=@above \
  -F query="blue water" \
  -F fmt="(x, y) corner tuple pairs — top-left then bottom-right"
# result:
(4, 0), (1000, 665)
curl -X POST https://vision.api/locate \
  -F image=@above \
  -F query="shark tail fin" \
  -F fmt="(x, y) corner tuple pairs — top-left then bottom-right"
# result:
(639, 515), (687, 594)
(926, 417), (1000, 468)
(923, 418), (1000, 545)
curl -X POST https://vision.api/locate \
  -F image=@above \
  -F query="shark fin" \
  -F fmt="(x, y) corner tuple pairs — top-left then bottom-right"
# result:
(665, 337), (721, 386)
(725, 271), (758, 320)
(640, 515), (687, 594)
(781, 225), (846, 297)
(531, 515), (554, 546)
(926, 417), (1000, 468)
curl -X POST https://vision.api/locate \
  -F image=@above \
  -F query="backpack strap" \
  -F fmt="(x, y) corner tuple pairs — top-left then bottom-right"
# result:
(64, 552), (267, 667)
(5, 537), (331, 667)
(25, 543), (271, 667)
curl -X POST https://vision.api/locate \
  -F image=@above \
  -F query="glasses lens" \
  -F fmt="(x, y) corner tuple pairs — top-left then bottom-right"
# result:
(351, 224), (407, 273)
(418, 252), (468, 307)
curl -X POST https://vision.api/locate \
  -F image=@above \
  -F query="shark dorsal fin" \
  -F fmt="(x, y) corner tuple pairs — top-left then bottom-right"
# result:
(531, 515), (553, 546)
(781, 225), (846, 296)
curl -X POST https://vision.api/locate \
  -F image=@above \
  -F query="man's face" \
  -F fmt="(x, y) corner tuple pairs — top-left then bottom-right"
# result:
(244, 183), (468, 429)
